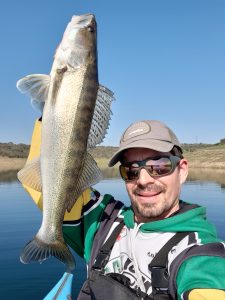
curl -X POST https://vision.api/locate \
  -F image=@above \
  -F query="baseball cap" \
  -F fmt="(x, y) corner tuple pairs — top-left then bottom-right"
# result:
(108, 120), (182, 167)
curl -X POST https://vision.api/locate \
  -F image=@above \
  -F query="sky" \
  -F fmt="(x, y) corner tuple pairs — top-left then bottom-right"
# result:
(1, 0), (225, 146)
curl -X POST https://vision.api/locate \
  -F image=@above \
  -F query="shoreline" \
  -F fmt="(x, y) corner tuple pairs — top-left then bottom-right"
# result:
(0, 157), (26, 172)
(1, 156), (225, 172)
(1, 156), (225, 186)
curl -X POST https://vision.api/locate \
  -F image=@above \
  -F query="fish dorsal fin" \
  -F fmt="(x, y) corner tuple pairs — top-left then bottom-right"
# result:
(17, 157), (42, 192)
(67, 152), (102, 212)
(16, 74), (50, 113)
(87, 85), (115, 148)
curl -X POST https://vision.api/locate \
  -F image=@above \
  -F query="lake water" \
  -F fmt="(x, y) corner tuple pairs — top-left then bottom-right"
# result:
(0, 170), (225, 299)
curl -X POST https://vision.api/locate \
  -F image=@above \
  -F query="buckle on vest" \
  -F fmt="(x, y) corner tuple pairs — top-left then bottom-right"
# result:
(149, 266), (169, 294)
(93, 250), (109, 271)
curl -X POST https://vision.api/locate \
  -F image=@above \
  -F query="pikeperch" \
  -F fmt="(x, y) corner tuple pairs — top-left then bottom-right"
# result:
(16, 14), (114, 271)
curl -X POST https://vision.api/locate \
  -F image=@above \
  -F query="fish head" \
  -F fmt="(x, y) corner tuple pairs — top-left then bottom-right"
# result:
(55, 14), (97, 69)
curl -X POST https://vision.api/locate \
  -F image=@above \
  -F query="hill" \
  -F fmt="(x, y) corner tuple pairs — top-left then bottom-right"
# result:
(184, 144), (225, 169)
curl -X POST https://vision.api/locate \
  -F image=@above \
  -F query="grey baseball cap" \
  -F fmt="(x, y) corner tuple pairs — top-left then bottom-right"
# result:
(108, 120), (182, 167)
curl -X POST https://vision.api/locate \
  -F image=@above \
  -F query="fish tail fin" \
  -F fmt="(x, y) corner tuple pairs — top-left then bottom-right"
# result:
(20, 237), (75, 271)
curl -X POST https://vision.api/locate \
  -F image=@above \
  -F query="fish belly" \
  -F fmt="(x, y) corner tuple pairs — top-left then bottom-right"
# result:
(40, 64), (98, 240)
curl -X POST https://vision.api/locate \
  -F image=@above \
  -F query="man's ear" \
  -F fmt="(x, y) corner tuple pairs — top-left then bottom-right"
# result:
(179, 159), (189, 184)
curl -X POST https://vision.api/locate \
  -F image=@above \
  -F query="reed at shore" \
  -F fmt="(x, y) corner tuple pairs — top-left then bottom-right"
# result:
(1, 150), (225, 187)
(0, 156), (26, 172)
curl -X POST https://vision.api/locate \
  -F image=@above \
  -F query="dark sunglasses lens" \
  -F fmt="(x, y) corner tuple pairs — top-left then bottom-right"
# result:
(146, 157), (172, 176)
(120, 166), (139, 181)
(120, 157), (176, 181)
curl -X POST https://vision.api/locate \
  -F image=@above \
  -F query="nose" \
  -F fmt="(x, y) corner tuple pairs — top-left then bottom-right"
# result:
(137, 168), (155, 185)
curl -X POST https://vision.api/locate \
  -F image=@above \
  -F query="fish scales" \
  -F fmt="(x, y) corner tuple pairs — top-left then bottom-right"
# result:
(42, 67), (97, 203)
(16, 14), (114, 271)
(40, 64), (98, 239)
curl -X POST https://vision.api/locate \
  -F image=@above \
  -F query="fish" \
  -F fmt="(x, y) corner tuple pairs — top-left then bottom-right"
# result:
(16, 13), (114, 271)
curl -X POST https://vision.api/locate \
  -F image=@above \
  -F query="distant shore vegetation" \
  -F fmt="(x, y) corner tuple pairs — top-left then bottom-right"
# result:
(0, 141), (225, 172)
(0, 142), (29, 158)
(1, 140), (225, 158)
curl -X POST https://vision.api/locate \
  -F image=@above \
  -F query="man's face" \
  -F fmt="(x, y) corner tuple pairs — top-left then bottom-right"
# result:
(122, 148), (188, 223)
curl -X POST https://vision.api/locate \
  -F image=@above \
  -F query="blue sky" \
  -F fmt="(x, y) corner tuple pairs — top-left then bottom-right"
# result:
(1, 0), (225, 146)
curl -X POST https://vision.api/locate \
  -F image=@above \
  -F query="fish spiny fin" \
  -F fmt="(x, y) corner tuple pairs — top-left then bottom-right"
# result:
(16, 74), (50, 113)
(87, 85), (115, 148)
(67, 152), (102, 212)
(17, 157), (42, 192)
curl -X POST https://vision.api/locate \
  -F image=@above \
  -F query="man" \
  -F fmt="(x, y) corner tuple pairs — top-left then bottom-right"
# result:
(23, 119), (225, 300)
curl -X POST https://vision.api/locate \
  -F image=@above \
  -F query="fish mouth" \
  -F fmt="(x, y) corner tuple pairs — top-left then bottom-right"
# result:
(60, 13), (97, 57)
(64, 13), (97, 43)
(70, 14), (96, 29)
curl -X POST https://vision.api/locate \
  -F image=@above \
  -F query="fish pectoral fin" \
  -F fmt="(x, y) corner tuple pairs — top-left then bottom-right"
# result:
(17, 157), (42, 192)
(16, 74), (50, 113)
(67, 152), (102, 212)
(87, 85), (115, 148)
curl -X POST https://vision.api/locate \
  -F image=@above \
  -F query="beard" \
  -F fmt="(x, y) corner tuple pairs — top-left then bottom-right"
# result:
(129, 184), (178, 220)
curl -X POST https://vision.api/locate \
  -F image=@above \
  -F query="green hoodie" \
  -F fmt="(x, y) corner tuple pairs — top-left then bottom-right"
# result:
(63, 192), (225, 299)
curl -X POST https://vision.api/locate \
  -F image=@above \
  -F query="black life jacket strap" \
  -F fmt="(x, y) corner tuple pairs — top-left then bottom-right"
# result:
(92, 220), (125, 271)
(149, 231), (191, 298)
(88, 198), (124, 273)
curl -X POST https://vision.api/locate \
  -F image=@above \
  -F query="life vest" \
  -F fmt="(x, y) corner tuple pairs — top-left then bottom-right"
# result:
(77, 199), (190, 300)
(77, 198), (225, 300)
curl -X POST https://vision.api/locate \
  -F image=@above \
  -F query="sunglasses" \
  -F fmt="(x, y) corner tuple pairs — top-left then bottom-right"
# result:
(119, 156), (181, 182)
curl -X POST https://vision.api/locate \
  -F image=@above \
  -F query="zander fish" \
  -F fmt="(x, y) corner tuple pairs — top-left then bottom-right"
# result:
(16, 14), (114, 271)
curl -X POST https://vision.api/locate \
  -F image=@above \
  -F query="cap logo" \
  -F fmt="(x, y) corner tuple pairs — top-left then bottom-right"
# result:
(128, 128), (144, 136)
(122, 121), (151, 142)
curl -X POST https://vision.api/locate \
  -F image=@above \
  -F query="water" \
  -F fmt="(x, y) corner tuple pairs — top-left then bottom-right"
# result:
(0, 171), (225, 299)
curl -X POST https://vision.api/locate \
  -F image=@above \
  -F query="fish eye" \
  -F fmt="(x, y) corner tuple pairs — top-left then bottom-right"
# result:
(87, 25), (94, 33)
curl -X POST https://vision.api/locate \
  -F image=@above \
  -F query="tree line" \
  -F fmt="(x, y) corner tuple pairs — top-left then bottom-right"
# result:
(0, 141), (224, 159)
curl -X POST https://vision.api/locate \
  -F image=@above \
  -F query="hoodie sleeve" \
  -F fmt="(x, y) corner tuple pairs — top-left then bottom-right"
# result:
(176, 255), (225, 300)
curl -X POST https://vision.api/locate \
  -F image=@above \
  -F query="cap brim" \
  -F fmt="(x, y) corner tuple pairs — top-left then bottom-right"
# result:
(108, 140), (175, 167)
